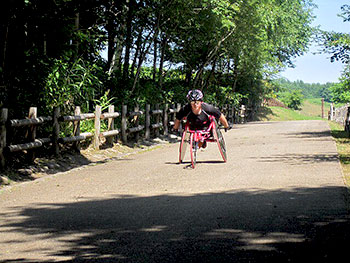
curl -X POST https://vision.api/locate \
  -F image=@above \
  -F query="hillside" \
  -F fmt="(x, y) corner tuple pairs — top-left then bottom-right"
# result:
(257, 99), (327, 121)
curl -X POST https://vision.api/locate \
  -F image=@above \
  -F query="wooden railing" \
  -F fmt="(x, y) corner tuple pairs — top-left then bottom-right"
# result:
(329, 103), (349, 126)
(0, 103), (247, 169)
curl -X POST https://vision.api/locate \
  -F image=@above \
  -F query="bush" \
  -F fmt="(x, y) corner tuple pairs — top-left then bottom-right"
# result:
(279, 90), (304, 110)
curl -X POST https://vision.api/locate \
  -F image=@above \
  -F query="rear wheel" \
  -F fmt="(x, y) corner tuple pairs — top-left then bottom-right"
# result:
(213, 120), (227, 162)
(190, 133), (197, 168)
(179, 127), (189, 163)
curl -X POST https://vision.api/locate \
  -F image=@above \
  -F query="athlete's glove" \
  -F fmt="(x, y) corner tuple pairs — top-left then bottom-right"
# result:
(171, 128), (180, 135)
(224, 123), (233, 132)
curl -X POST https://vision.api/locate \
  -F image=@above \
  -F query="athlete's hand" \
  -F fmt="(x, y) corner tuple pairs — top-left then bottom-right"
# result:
(224, 123), (233, 132)
(172, 128), (180, 135)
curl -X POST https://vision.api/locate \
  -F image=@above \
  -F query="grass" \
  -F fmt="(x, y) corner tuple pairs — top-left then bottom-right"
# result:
(328, 121), (350, 187)
(258, 106), (322, 122)
(297, 99), (327, 119)
(259, 98), (334, 122)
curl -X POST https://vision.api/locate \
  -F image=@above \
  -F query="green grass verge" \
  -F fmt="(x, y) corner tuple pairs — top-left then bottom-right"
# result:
(328, 121), (350, 188)
(257, 106), (322, 122)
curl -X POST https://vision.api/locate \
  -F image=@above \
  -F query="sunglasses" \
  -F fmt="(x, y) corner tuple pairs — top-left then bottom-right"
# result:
(190, 100), (202, 105)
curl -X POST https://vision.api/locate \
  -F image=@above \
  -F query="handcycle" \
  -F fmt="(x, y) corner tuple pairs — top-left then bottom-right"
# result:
(179, 115), (227, 168)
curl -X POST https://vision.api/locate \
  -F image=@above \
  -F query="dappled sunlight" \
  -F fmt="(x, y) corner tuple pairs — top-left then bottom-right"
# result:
(1, 187), (350, 262)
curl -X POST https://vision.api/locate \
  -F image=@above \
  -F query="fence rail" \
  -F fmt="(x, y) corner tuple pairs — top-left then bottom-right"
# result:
(329, 103), (349, 125)
(0, 103), (248, 169)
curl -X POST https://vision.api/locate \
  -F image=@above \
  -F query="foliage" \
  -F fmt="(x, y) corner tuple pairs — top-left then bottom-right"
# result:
(329, 65), (350, 103)
(318, 4), (350, 104)
(1, 0), (316, 116)
(42, 58), (103, 114)
(274, 78), (333, 102)
(319, 5), (350, 64)
(278, 90), (304, 110)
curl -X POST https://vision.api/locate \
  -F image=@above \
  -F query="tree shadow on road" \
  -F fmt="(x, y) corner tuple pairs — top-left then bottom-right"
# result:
(1, 187), (350, 262)
(252, 107), (276, 121)
(1, 136), (178, 186)
(256, 153), (340, 165)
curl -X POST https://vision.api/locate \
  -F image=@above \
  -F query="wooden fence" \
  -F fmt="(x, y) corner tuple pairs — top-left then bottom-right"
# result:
(329, 103), (350, 127)
(0, 103), (247, 169)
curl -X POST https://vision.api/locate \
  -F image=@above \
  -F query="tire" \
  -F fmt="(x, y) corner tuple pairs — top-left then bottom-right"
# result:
(179, 127), (189, 163)
(190, 133), (197, 168)
(213, 119), (227, 162)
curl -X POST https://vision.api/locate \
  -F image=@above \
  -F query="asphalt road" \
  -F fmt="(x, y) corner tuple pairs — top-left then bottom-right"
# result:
(0, 120), (349, 262)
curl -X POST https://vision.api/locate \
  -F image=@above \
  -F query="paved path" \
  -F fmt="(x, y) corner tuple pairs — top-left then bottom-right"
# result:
(0, 120), (349, 262)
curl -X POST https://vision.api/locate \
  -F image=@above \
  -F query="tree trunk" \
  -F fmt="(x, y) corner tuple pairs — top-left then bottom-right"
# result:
(193, 29), (234, 88)
(158, 35), (167, 90)
(74, 12), (79, 56)
(130, 31), (154, 95)
(130, 26), (144, 78)
(204, 58), (217, 91)
(122, 0), (133, 83)
(153, 16), (160, 83)
(106, 18), (116, 67)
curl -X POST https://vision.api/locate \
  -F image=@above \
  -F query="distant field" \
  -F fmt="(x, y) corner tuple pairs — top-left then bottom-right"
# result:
(258, 98), (331, 122)
(296, 98), (328, 119)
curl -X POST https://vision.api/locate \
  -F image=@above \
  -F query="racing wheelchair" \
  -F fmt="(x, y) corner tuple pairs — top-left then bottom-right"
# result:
(178, 115), (227, 168)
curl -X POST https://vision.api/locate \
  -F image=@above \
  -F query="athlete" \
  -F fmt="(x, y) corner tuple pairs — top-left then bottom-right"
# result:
(173, 89), (231, 148)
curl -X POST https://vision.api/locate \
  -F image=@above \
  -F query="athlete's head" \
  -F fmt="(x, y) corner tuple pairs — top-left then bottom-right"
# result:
(187, 89), (203, 112)
(186, 89), (203, 102)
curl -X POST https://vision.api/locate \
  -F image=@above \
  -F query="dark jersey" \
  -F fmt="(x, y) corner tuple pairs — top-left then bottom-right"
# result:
(176, 102), (222, 130)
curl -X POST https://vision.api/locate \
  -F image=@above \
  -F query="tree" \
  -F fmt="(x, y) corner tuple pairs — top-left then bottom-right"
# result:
(319, 4), (350, 103)
(279, 90), (304, 110)
(0, 0), (316, 115)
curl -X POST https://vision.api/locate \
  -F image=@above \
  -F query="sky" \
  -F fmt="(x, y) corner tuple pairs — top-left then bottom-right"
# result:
(279, 0), (349, 84)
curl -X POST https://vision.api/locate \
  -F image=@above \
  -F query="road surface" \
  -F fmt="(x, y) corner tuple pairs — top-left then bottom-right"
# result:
(0, 120), (349, 262)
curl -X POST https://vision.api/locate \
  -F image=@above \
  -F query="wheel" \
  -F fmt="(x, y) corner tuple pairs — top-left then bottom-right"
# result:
(190, 133), (197, 168)
(213, 119), (227, 162)
(179, 127), (190, 163)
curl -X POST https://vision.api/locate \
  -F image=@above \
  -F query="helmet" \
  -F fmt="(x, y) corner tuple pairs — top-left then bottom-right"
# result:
(186, 89), (203, 101)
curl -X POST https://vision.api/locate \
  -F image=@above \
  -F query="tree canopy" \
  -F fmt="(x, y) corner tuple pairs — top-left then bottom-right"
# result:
(318, 4), (350, 103)
(1, 0), (315, 116)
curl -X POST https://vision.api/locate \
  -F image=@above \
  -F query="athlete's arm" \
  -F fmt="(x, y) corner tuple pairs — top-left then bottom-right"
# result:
(173, 119), (181, 130)
(219, 114), (229, 129)
(202, 103), (229, 129)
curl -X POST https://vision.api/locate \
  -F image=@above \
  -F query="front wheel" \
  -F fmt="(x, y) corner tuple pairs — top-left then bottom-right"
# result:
(179, 127), (189, 163)
(190, 133), (197, 168)
(213, 120), (227, 162)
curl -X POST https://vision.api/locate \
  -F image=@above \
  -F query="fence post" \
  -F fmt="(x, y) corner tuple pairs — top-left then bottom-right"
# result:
(330, 103), (334, 121)
(145, 104), (151, 140)
(240, 105), (246, 123)
(107, 105), (115, 145)
(94, 105), (101, 150)
(73, 106), (81, 152)
(0, 108), (8, 169)
(321, 98), (325, 119)
(134, 104), (140, 142)
(230, 104), (235, 124)
(27, 107), (37, 162)
(163, 103), (168, 136)
(121, 105), (128, 143)
(177, 103), (182, 131)
(155, 103), (160, 138)
(52, 107), (60, 156)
